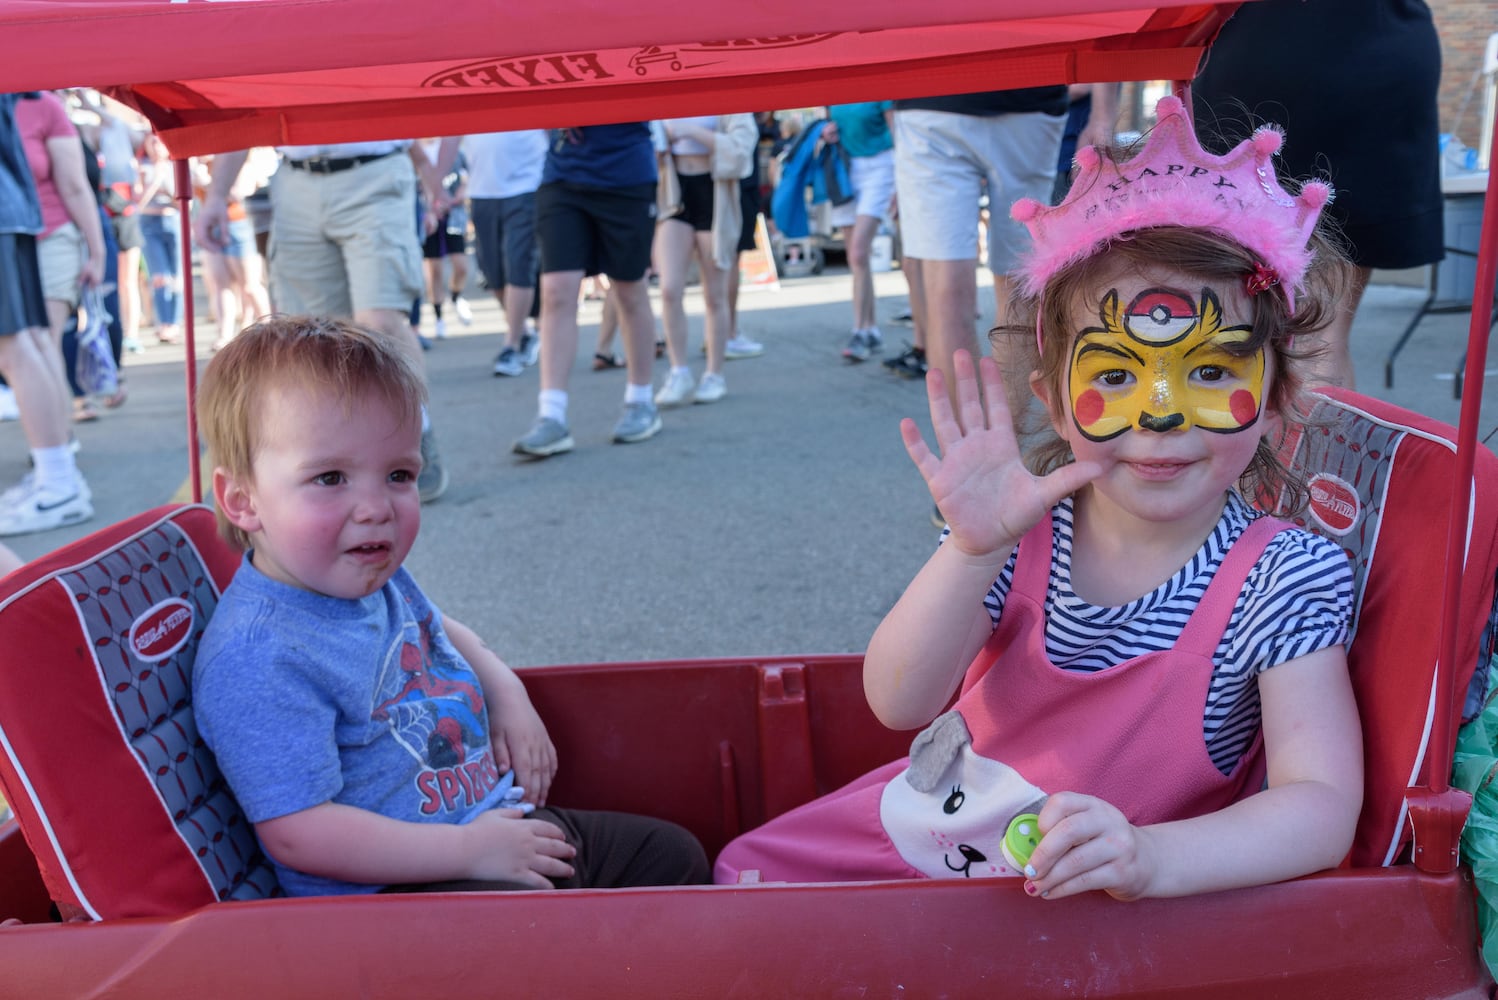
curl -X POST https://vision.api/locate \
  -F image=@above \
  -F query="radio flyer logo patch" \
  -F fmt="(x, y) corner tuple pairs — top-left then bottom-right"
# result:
(1307, 473), (1360, 535)
(129, 597), (194, 663)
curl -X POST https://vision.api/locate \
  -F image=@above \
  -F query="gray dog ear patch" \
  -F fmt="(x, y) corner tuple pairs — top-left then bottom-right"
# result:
(904, 710), (972, 793)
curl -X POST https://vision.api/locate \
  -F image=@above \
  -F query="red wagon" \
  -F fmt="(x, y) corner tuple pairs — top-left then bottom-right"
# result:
(1, 3), (1496, 996)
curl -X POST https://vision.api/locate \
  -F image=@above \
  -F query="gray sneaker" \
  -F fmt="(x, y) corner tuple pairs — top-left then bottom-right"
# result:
(612, 401), (662, 444)
(512, 416), (574, 458)
(519, 330), (540, 367)
(842, 329), (883, 363)
(492, 346), (524, 377)
(418, 429), (449, 502)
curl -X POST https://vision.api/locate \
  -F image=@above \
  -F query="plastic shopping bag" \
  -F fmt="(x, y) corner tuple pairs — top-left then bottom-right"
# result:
(74, 285), (119, 398)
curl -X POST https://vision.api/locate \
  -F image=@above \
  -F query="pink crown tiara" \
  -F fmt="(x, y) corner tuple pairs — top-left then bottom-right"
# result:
(1012, 95), (1332, 313)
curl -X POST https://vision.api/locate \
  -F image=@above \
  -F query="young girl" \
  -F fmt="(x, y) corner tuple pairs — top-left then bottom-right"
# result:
(713, 96), (1363, 900)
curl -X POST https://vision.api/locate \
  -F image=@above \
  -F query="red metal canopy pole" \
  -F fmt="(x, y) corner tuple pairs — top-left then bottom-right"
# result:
(172, 157), (202, 504)
(1412, 121), (1498, 872)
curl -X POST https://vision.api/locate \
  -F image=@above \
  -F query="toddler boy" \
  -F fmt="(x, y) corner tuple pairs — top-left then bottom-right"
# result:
(193, 315), (708, 896)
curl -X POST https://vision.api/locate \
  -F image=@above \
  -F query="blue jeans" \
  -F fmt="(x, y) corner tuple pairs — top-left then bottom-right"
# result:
(139, 211), (181, 327)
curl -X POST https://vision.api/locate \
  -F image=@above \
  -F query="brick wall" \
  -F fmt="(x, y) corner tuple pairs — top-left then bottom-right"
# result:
(1432, 0), (1496, 148)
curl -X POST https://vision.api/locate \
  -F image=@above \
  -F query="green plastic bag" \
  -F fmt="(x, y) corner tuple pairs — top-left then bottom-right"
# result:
(1453, 654), (1498, 978)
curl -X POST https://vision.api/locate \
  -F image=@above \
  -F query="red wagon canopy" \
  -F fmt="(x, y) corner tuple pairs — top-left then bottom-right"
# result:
(0, 0), (1235, 155)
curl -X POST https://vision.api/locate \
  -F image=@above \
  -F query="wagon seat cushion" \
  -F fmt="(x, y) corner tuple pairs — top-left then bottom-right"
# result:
(1264, 389), (1498, 868)
(0, 504), (281, 920)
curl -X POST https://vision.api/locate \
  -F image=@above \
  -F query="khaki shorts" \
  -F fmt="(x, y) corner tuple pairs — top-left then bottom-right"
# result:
(37, 222), (85, 307)
(267, 152), (423, 316)
(893, 109), (1065, 273)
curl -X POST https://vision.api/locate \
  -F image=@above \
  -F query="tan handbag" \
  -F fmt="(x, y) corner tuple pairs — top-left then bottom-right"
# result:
(656, 151), (682, 218)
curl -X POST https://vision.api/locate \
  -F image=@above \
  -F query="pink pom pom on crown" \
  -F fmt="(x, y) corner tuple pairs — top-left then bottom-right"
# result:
(1250, 127), (1282, 157)
(1013, 95), (1332, 319)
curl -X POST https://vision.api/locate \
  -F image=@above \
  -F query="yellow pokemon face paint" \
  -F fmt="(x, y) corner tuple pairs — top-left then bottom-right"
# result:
(1067, 286), (1265, 442)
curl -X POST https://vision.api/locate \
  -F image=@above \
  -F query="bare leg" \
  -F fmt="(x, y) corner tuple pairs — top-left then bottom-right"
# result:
(354, 306), (428, 375)
(612, 276), (657, 389)
(727, 251), (742, 336)
(538, 270), (584, 393)
(117, 246), (141, 347)
(691, 230), (730, 375)
(0, 326), (70, 450)
(504, 283), (535, 350)
(240, 252), (271, 323)
(595, 288), (620, 358)
(448, 252), (468, 299)
(921, 257), (981, 428)
(423, 257), (444, 323)
(903, 256), (927, 351)
(846, 214), (881, 331)
(654, 220), (694, 368)
(207, 252), (240, 347)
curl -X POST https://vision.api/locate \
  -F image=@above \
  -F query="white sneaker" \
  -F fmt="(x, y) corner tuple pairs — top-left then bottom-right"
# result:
(452, 296), (473, 326)
(0, 386), (17, 422)
(0, 477), (93, 537)
(2, 471), (91, 506)
(654, 369), (696, 408)
(693, 372), (726, 404)
(434, 318), (449, 340)
(724, 335), (765, 360)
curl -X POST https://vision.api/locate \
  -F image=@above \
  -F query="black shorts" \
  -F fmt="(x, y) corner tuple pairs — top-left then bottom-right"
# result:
(536, 181), (656, 282)
(421, 218), (466, 259)
(471, 193), (538, 290)
(0, 233), (49, 337)
(665, 172), (714, 232)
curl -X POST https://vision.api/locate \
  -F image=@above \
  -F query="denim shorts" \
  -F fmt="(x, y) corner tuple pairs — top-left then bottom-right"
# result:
(0, 233), (48, 336)
(471, 193), (538, 290)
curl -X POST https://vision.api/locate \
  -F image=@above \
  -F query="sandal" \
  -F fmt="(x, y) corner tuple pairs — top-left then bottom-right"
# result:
(73, 398), (101, 423)
(592, 352), (624, 371)
(654, 339), (666, 359)
(103, 377), (129, 409)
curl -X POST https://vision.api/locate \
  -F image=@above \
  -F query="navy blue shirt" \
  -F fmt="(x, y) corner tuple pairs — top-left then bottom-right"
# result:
(541, 123), (656, 189)
(0, 94), (43, 235)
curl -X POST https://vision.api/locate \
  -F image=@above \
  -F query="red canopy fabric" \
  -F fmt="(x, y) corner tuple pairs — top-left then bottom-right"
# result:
(0, 0), (1237, 155)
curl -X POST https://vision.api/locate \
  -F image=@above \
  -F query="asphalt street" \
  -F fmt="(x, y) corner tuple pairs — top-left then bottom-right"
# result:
(2, 261), (1493, 668)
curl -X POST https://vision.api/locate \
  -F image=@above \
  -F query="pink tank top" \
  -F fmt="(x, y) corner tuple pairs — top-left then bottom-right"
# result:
(880, 513), (1285, 878)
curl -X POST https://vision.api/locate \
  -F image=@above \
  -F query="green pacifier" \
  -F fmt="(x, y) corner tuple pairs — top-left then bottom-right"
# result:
(1002, 813), (1042, 872)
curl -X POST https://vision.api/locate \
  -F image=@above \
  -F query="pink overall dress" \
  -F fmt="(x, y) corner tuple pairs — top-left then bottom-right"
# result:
(713, 513), (1285, 884)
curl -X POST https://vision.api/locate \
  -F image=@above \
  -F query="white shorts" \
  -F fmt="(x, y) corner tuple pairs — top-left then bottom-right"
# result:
(893, 109), (1065, 273)
(831, 148), (896, 228)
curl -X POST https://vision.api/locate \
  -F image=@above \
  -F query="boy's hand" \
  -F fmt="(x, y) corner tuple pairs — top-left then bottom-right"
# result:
(1021, 791), (1160, 901)
(465, 809), (576, 888)
(901, 350), (1101, 560)
(491, 694), (558, 808)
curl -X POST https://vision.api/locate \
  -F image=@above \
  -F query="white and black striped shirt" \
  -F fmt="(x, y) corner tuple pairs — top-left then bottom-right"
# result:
(960, 493), (1353, 774)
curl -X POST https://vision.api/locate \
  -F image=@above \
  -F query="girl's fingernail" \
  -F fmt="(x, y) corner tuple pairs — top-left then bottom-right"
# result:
(1023, 881), (1038, 896)
(1023, 864), (1037, 879)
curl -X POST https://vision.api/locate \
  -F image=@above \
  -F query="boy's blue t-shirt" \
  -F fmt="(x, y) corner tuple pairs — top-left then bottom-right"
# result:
(193, 555), (520, 897)
(540, 123), (657, 188)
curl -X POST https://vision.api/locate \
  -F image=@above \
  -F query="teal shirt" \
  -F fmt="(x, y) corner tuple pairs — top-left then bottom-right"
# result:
(827, 102), (894, 159)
